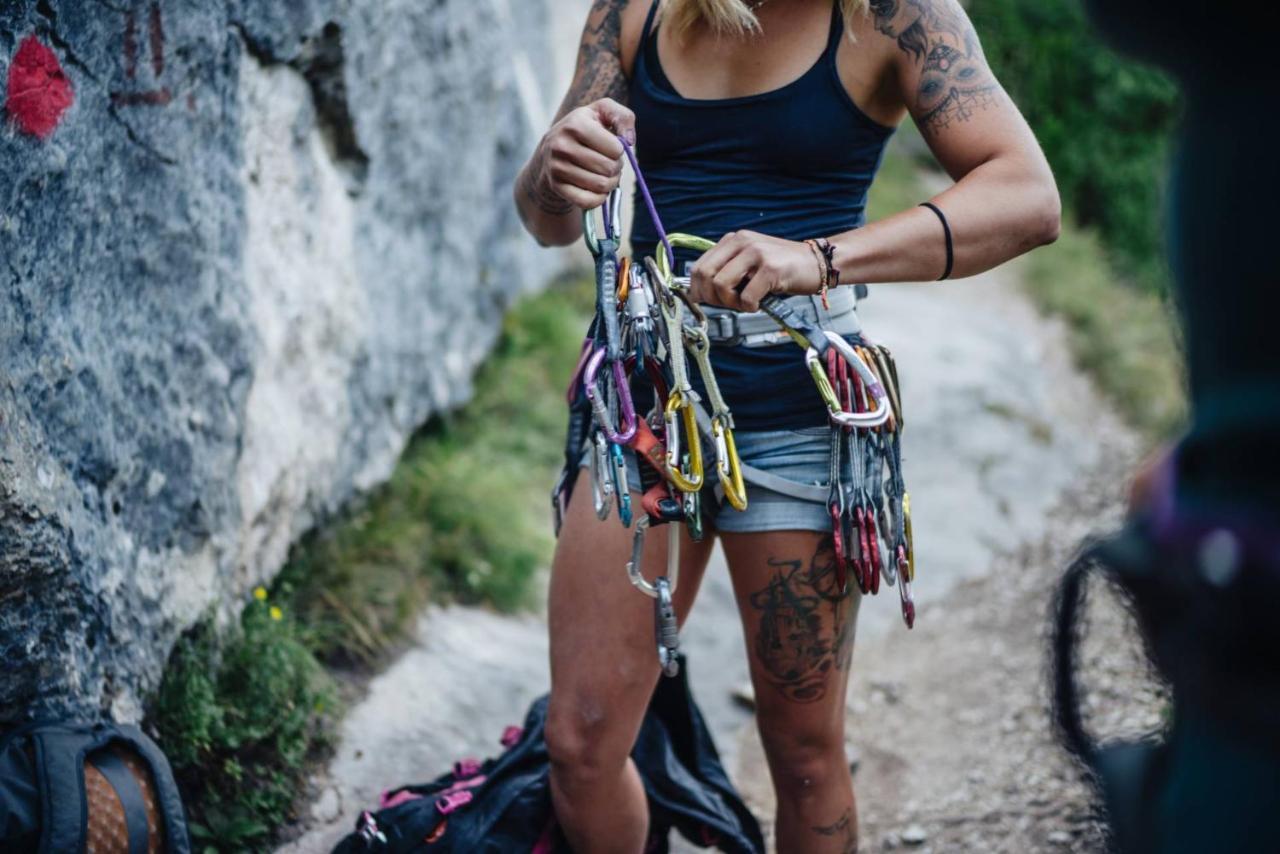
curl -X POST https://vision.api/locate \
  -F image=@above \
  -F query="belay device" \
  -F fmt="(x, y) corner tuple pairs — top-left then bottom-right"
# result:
(550, 139), (921, 679)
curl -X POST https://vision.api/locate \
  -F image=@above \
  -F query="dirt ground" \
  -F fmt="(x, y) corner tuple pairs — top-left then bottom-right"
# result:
(734, 442), (1168, 853)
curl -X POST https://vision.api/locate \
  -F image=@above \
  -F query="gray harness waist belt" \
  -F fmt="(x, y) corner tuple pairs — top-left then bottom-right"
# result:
(692, 287), (862, 348)
(690, 397), (831, 506)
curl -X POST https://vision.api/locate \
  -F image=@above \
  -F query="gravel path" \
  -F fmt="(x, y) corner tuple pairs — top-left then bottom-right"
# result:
(281, 253), (1154, 852)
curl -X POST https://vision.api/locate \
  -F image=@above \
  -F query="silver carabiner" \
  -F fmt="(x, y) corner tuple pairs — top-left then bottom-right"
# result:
(591, 432), (614, 521)
(627, 516), (656, 597)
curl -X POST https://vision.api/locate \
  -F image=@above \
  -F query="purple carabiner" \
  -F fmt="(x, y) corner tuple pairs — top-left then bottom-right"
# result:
(584, 346), (637, 444)
(565, 338), (594, 404)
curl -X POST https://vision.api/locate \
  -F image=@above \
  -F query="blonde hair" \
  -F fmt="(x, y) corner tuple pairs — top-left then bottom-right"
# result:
(660, 0), (868, 38)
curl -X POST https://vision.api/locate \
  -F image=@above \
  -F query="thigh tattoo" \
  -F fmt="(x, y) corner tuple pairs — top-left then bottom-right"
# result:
(748, 538), (857, 704)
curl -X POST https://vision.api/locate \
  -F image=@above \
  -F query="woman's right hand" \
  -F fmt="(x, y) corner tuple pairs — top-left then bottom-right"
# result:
(533, 98), (636, 212)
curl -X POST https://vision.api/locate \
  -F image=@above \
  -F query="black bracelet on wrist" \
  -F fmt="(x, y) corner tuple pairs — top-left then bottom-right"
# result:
(919, 202), (954, 281)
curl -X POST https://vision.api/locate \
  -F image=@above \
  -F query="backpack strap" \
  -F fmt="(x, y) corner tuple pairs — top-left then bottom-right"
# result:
(90, 750), (150, 854)
(31, 728), (93, 854)
(112, 725), (191, 854)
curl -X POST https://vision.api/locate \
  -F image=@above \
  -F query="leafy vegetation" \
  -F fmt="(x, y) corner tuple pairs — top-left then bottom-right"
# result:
(149, 592), (337, 852)
(970, 0), (1181, 290)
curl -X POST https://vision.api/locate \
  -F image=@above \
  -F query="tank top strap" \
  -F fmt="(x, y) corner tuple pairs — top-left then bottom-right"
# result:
(641, 0), (661, 45)
(825, 1), (845, 55)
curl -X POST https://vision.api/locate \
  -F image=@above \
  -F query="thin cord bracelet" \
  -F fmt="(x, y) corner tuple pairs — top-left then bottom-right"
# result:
(804, 239), (829, 306)
(919, 202), (954, 281)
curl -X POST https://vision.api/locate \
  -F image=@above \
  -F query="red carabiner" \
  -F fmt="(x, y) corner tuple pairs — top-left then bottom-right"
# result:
(897, 544), (915, 629)
(830, 499), (848, 594)
(865, 510), (881, 595)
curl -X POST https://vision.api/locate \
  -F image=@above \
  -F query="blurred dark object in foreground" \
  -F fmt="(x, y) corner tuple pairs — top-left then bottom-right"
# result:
(1053, 460), (1280, 853)
(1052, 3), (1280, 853)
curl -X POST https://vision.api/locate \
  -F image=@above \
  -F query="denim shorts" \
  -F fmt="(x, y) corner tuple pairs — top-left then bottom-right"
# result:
(578, 425), (842, 534)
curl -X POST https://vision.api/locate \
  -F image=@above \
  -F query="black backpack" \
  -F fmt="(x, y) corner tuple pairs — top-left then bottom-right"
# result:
(334, 655), (764, 853)
(0, 720), (191, 854)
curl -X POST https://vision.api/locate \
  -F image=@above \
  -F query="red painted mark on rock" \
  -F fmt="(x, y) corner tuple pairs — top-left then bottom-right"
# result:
(4, 35), (74, 140)
(124, 9), (138, 78)
(113, 2), (171, 108)
(149, 2), (165, 78)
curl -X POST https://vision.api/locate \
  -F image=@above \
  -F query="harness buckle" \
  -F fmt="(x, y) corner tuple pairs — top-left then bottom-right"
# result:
(713, 312), (740, 346)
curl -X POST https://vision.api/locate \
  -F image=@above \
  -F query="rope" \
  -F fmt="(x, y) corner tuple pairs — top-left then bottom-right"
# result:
(620, 137), (675, 272)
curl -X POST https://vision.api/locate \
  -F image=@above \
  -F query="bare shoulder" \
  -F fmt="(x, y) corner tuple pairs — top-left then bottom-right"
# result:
(864, 0), (1002, 136)
(558, 0), (651, 119)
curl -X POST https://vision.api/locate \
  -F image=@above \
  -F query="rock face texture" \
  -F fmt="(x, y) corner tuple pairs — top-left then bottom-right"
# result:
(0, 0), (565, 722)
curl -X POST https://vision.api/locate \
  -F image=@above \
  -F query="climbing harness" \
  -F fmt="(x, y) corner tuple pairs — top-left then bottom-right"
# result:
(550, 138), (922, 679)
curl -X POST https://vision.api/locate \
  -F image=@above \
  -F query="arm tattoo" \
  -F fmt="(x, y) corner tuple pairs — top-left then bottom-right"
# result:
(812, 808), (859, 853)
(525, 0), (628, 219)
(558, 0), (630, 118)
(871, 0), (999, 135)
(748, 539), (856, 704)
(520, 164), (573, 216)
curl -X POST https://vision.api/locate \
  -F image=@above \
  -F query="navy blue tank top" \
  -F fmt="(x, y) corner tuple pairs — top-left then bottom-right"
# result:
(628, 1), (895, 431)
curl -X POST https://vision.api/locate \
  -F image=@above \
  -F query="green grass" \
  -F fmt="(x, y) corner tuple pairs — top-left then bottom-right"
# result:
(275, 278), (593, 665)
(1021, 223), (1185, 439)
(149, 281), (593, 851)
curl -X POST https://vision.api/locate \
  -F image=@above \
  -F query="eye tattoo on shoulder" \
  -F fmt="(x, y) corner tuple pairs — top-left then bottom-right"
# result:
(871, 0), (1000, 135)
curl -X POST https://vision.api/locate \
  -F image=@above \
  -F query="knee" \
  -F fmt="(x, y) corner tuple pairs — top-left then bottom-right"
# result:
(544, 696), (630, 791)
(759, 725), (847, 801)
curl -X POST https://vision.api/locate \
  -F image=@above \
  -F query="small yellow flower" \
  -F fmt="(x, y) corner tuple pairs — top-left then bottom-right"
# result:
(253, 586), (268, 601)
(270, 605), (283, 621)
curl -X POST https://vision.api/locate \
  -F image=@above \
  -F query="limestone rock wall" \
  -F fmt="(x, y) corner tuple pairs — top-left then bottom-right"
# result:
(0, 0), (577, 722)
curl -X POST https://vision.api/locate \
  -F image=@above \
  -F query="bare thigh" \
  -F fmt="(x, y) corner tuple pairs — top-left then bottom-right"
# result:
(547, 469), (717, 759)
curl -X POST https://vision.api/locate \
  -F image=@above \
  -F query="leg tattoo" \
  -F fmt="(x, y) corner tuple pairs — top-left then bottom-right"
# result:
(812, 807), (859, 853)
(749, 539), (856, 704)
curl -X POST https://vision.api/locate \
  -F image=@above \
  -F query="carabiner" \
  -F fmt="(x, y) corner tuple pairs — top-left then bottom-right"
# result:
(617, 256), (631, 302)
(864, 505), (881, 595)
(683, 323), (748, 512)
(583, 346), (638, 444)
(583, 186), (623, 257)
(590, 432), (613, 521)
(712, 417), (748, 511)
(897, 544), (916, 629)
(656, 233), (715, 284)
(805, 332), (891, 430)
(610, 442), (633, 527)
(565, 338), (594, 405)
(902, 491), (915, 583)
(829, 495), (849, 593)
(664, 390), (704, 492)
(626, 514), (682, 598)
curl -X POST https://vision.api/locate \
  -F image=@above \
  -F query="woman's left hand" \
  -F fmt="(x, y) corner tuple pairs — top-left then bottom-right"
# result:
(687, 230), (824, 311)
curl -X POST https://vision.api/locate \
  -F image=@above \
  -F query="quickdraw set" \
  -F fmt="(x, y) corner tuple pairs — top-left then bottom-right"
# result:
(550, 139), (918, 678)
